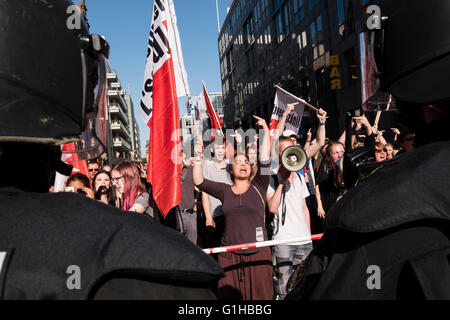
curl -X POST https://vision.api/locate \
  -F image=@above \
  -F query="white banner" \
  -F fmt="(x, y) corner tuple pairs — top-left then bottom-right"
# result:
(269, 86), (305, 135)
(140, 0), (190, 127)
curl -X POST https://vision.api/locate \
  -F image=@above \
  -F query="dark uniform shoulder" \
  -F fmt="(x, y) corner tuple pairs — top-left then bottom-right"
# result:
(0, 189), (223, 299)
(325, 141), (450, 233)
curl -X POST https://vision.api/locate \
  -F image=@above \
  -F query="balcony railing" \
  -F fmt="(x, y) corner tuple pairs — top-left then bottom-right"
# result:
(113, 137), (131, 151)
(107, 72), (118, 82)
(107, 90), (128, 113)
(111, 121), (131, 138)
(109, 104), (128, 124)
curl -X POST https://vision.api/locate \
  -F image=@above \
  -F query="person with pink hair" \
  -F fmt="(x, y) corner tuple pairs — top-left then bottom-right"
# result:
(111, 161), (152, 216)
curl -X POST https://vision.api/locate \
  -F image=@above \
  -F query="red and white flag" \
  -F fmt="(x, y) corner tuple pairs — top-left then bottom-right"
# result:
(140, 0), (190, 217)
(202, 81), (223, 138)
(269, 86), (305, 136)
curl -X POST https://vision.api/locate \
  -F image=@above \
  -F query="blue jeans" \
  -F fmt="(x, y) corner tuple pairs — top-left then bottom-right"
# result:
(273, 243), (313, 298)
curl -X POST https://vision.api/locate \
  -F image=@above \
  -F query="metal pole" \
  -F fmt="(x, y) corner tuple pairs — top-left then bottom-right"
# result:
(216, 0), (220, 33)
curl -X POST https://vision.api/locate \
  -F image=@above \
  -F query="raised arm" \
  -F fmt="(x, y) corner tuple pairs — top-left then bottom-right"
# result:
(276, 103), (297, 138)
(373, 126), (387, 145)
(305, 108), (327, 159)
(193, 139), (204, 186)
(271, 103), (297, 161)
(391, 128), (400, 142)
(201, 191), (215, 228)
(253, 115), (270, 163)
(267, 168), (290, 214)
(315, 184), (326, 219)
(303, 129), (312, 150)
(230, 130), (245, 154)
(354, 115), (373, 137)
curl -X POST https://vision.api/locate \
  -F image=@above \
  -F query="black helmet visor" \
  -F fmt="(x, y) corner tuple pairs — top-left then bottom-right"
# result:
(62, 35), (109, 161)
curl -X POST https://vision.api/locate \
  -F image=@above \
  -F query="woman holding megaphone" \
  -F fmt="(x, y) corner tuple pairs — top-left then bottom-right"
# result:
(193, 115), (273, 300)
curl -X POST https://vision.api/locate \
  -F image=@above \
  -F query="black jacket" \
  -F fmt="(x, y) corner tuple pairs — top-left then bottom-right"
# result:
(287, 141), (450, 299)
(0, 189), (223, 299)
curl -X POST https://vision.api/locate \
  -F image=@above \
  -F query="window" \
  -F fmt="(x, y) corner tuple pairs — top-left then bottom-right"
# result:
(344, 48), (358, 85)
(274, 0), (284, 9)
(283, 3), (290, 35)
(337, 0), (349, 25)
(264, 25), (272, 45)
(293, 0), (305, 25)
(226, 48), (233, 74)
(246, 45), (255, 73)
(317, 15), (323, 41)
(310, 15), (322, 45)
(244, 16), (254, 49)
(253, 1), (261, 31)
(310, 20), (316, 44)
(308, 0), (320, 10)
(315, 68), (327, 99)
(297, 30), (307, 50)
(300, 77), (311, 102)
(262, 0), (269, 20)
(311, 16), (325, 70)
(275, 2), (291, 43)
(253, 0), (269, 30)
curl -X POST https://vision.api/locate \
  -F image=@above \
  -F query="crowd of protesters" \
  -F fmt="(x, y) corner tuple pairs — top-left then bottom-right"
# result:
(53, 106), (416, 301)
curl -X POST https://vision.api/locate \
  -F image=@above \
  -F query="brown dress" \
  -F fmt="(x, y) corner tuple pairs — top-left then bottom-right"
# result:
(198, 163), (274, 300)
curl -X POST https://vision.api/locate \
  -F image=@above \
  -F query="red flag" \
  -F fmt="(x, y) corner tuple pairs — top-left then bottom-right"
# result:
(53, 142), (89, 192)
(140, 0), (190, 217)
(62, 142), (89, 177)
(202, 81), (223, 133)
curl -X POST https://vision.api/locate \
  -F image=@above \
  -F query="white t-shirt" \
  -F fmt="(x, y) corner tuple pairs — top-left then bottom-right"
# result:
(267, 173), (311, 245)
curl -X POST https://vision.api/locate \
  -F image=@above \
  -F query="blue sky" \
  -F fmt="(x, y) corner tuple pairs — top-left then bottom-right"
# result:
(86, 0), (232, 155)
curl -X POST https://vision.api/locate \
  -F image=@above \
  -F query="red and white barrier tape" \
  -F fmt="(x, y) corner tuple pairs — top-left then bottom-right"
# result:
(203, 233), (323, 255)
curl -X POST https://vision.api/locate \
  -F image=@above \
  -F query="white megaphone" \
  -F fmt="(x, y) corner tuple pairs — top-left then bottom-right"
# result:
(281, 146), (308, 172)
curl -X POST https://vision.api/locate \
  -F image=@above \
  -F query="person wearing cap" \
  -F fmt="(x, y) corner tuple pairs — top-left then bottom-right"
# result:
(271, 103), (327, 171)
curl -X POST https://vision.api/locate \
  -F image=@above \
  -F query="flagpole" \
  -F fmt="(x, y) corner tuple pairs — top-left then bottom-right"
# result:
(373, 94), (392, 128)
(274, 85), (319, 112)
(202, 80), (224, 135)
(216, 0), (220, 34)
(190, 98), (201, 140)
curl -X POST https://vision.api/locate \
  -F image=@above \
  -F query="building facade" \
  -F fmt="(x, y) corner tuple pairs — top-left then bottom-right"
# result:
(208, 92), (225, 120)
(105, 70), (141, 164)
(124, 93), (142, 160)
(180, 112), (209, 152)
(218, 0), (379, 139)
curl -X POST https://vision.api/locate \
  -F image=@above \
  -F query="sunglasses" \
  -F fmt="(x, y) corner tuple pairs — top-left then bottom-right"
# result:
(375, 149), (387, 153)
(88, 168), (99, 172)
